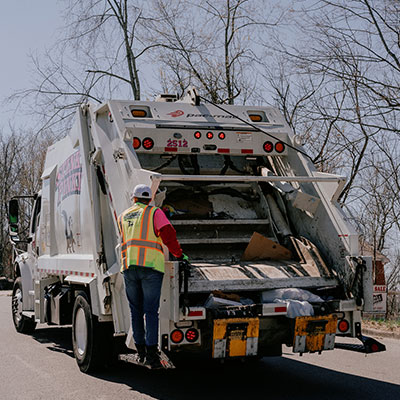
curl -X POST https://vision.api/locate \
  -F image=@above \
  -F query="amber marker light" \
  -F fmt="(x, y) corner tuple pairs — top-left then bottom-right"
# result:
(131, 109), (147, 117)
(249, 114), (262, 122)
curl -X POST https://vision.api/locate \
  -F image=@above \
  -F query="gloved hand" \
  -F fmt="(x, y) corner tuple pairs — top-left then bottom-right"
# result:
(178, 253), (189, 262)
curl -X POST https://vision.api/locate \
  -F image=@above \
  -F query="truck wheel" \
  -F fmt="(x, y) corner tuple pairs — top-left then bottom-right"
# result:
(11, 277), (36, 334)
(72, 291), (112, 373)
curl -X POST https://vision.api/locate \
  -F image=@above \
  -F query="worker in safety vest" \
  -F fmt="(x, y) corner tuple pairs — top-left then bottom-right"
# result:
(118, 184), (187, 369)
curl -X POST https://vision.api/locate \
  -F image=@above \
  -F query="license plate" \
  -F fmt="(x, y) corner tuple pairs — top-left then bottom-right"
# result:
(293, 315), (337, 353)
(213, 318), (259, 358)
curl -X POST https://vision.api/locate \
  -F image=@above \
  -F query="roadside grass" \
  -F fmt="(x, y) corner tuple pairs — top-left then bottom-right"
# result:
(362, 317), (400, 332)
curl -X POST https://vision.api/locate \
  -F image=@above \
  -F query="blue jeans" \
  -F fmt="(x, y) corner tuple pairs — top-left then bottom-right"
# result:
(123, 266), (164, 347)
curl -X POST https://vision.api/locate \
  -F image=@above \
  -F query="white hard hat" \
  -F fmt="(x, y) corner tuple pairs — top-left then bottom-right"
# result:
(132, 184), (152, 200)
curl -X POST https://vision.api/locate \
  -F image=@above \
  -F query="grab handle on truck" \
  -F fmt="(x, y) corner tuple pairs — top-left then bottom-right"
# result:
(178, 260), (191, 315)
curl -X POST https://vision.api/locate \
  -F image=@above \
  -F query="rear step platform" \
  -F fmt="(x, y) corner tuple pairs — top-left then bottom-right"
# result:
(119, 352), (176, 369)
(335, 335), (386, 354)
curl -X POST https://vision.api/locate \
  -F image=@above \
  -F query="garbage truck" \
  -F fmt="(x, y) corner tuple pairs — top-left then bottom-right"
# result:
(8, 87), (385, 372)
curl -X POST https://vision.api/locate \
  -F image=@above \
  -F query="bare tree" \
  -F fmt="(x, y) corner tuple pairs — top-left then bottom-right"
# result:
(147, 0), (284, 103)
(261, 0), (400, 292)
(10, 0), (158, 135)
(0, 129), (51, 278)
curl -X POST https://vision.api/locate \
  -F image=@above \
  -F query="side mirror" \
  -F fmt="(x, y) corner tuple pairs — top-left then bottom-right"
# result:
(8, 199), (19, 240)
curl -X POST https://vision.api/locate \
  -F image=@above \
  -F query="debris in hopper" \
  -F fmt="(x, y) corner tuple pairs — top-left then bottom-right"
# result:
(212, 290), (241, 302)
(204, 291), (254, 308)
(241, 232), (293, 261)
(274, 299), (314, 318)
(261, 288), (323, 303)
(261, 288), (323, 318)
(166, 190), (212, 218)
(208, 194), (258, 219)
(204, 294), (242, 308)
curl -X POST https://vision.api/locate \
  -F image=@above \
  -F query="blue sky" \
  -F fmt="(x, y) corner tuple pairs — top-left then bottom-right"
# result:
(0, 0), (62, 129)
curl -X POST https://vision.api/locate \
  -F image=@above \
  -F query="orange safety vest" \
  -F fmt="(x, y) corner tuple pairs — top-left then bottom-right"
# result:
(118, 203), (165, 273)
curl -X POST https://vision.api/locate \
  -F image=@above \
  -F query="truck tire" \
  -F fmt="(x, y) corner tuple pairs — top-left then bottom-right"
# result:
(72, 291), (112, 373)
(11, 277), (36, 334)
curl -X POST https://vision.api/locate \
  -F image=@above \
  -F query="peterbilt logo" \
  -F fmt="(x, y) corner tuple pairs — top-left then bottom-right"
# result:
(167, 110), (184, 117)
(167, 109), (236, 119)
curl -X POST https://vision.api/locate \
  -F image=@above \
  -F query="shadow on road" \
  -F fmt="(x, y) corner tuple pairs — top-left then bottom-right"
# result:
(32, 326), (74, 358)
(91, 357), (400, 400)
(32, 325), (400, 400)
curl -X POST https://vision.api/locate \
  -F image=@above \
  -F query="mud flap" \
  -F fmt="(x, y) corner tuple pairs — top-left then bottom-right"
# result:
(293, 315), (337, 354)
(212, 318), (259, 358)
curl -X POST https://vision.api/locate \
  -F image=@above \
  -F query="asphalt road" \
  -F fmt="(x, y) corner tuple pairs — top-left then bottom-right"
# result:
(1, 290), (399, 400)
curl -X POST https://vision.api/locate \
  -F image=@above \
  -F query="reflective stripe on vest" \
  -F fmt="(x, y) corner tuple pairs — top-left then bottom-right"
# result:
(119, 203), (165, 273)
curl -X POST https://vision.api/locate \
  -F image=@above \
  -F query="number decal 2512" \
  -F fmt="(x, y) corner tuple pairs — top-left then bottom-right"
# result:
(166, 138), (188, 148)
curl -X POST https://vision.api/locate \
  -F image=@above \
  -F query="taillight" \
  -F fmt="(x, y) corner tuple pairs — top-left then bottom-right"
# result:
(218, 132), (225, 140)
(142, 137), (154, 150)
(194, 131), (201, 139)
(170, 329), (184, 344)
(133, 137), (141, 150)
(185, 328), (199, 343)
(206, 132), (214, 140)
(275, 142), (285, 153)
(263, 141), (273, 153)
(338, 319), (350, 333)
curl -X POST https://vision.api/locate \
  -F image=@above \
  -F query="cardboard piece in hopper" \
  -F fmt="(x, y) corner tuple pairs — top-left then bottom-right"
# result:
(241, 232), (292, 261)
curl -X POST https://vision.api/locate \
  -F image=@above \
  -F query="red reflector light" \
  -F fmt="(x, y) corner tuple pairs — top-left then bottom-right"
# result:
(188, 310), (203, 317)
(206, 132), (214, 140)
(241, 149), (253, 154)
(371, 343), (379, 352)
(275, 142), (285, 153)
(142, 137), (154, 150)
(274, 306), (287, 313)
(170, 329), (184, 344)
(218, 132), (225, 140)
(338, 319), (350, 333)
(165, 147), (178, 152)
(133, 137), (141, 150)
(217, 148), (230, 153)
(263, 141), (273, 153)
(194, 131), (201, 139)
(185, 328), (199, 343)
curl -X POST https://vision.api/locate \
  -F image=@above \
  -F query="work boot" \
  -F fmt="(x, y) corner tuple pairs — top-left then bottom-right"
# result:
(145, 345), (163, 369)
(134, 343), (146, 364)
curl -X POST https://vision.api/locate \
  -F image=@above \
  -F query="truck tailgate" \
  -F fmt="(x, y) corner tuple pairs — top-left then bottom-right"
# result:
(188, 261), (338, 292)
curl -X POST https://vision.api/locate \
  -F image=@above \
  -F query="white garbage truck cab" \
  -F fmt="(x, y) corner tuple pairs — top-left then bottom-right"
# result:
(8, 88), (385, 372)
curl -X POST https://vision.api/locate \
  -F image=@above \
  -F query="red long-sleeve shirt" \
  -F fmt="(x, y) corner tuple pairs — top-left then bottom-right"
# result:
(158, 224), (183, 258)
(153, 208), (183, 258)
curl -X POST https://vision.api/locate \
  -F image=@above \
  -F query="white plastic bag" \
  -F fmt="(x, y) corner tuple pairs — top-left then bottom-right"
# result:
(274, 299), (314, 318)
(261, 288), (323, 303)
